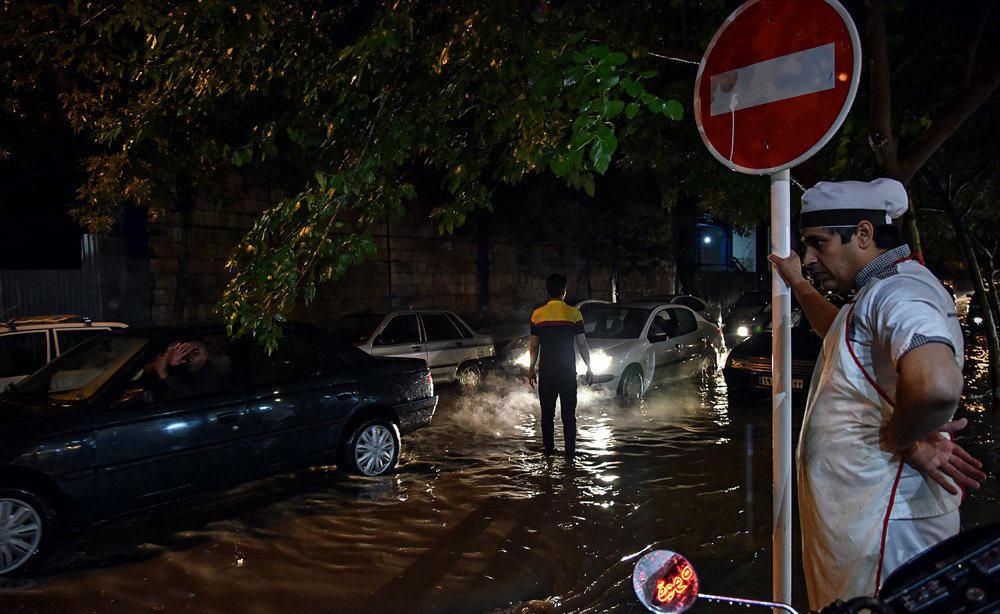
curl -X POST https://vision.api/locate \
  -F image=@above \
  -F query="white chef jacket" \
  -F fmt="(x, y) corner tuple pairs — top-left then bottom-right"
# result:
(797, 245), (964, 609)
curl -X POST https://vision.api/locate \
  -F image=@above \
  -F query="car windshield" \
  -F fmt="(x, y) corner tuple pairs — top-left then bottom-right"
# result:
(8, 334), (149, 403)
(583, 307), (651, 339)
(330, 313), (386, 344)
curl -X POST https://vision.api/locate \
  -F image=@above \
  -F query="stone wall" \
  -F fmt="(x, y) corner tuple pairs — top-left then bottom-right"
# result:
(146, 186), (679, 330)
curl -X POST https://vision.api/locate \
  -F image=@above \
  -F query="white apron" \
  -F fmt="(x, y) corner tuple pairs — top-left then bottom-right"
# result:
(797, 295), (961, 610)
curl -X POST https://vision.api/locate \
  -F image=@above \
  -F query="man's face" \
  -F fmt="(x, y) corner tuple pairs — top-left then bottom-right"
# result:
(184, 342), (209, 372)
(800, 226), (861, 293)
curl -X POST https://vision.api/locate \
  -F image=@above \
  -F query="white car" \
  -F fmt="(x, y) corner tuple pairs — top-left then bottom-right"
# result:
(1, 315), (128, 389)
(330, 310), (495, 387)
(508, 301), (725, 402)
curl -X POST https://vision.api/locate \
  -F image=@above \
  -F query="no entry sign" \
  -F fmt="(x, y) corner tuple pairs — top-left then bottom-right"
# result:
(693, 0), (861, 174)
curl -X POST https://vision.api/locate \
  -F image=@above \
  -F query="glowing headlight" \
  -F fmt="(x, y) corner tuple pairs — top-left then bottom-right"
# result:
(736, 325), (750, 337)
(514, 350), (531, 368)
(972, 316), (984, 326)
(580, 349), (612, 375)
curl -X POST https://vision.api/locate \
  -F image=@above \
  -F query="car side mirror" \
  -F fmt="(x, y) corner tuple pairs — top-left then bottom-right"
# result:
(115, 386), (153, 407)
(649, 332), (669, 343)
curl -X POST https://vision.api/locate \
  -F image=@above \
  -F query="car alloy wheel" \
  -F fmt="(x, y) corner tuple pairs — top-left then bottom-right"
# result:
(348, 420), (400, 477)
(618, 366), (643, 404)
(0, 491), (49, 576)
(457, 363), (481, 388)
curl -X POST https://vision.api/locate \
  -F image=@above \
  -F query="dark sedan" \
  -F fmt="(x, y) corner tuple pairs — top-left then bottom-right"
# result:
(0, 322), (437, 576)
(723, 308), (823, 403)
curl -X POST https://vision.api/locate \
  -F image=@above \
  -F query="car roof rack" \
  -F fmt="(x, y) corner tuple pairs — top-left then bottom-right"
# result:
(3, 314), (92, 331)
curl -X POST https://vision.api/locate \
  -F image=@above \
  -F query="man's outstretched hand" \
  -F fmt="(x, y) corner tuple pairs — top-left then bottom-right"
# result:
(902, 418), (987, 494)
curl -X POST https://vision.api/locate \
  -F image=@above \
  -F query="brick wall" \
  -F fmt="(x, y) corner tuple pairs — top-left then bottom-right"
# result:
(147, 187), (679, 330)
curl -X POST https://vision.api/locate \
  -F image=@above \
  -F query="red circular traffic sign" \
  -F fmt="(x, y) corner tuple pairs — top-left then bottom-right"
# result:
(694, 0), (861, 175)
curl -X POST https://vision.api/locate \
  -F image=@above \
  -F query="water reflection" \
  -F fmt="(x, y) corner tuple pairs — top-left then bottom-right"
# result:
(0, 365), (994, 614)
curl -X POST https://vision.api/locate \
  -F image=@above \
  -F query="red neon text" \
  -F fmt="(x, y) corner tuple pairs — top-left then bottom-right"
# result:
(655, 562), (695, 604)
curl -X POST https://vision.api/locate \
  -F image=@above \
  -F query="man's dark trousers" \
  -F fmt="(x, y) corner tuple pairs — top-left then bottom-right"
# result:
(538, 372), (577, 456)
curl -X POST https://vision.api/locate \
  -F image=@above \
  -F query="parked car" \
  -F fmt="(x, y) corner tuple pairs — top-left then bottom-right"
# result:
(722, 290), (771, 347)
(480, 298), (610, 352)
(1, 315), (128, 390)
(330, 310), (495, 387)
(723, 308), (823, 403)
(504, 301), (724, 403)
(0, 321), (437, 576)
(642, 294), (721, 327)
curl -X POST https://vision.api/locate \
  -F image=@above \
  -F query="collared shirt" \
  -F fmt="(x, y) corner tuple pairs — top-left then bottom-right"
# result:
(530, 299), (584, 378)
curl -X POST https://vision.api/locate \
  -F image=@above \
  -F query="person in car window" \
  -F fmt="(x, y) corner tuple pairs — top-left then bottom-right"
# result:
(525, 273), (592, 459)
(144, 338), (228, 400)
(768, 178), (986, 609)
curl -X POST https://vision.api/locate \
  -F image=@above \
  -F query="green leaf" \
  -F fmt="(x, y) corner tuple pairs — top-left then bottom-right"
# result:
(663, 99), (684, 121)
(550, 154), (576, 177)
(625, 102), (639, 119)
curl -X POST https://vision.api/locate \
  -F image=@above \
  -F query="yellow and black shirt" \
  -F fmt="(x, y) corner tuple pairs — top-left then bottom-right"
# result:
(530, 299), (584, 377)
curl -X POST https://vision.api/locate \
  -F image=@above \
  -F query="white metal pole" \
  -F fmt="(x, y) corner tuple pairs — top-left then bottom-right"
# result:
(770, 169), (793, 609)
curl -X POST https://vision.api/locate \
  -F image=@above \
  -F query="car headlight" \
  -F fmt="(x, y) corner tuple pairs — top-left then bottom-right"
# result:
(579, 349), (612, 375)
(514, 350), (531, 368)
(972, 316), (984, 326)
(736, 325), (750, 337)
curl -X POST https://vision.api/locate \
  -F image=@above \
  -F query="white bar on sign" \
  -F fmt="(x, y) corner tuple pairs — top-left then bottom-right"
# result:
(710, 43), (835, 116)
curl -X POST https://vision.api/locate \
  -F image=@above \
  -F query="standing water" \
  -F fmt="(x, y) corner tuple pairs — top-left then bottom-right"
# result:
(1, 359), (996, 613)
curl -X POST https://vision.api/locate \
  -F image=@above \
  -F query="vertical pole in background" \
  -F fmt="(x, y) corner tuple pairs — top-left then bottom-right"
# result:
(770, 169), (793, 609)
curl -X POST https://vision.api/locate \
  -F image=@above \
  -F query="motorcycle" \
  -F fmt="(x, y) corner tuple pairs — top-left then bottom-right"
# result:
(633, 522), (1000, 614)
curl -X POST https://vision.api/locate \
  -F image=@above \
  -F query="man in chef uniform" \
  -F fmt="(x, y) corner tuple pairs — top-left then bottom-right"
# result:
(768, 178), (986, 609)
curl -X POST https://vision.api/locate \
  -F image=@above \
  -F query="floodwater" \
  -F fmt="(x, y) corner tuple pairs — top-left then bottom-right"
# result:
(2, 352), (998, 614)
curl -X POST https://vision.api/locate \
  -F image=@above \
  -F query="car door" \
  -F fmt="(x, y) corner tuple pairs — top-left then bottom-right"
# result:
(241, 327), (361, 469)
(648, 308), (685, 382)
(93, 332), (252, 510)
(419, 312), (471, 382)
(370, 313), (428, 366)
(669, 307), (710, 377)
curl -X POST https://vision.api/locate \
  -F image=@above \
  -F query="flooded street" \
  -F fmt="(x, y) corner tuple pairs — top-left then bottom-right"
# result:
(2, 358), (998, 614)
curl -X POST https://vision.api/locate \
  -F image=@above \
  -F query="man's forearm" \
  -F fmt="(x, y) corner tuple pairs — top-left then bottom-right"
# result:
(790, 280), (839, 337)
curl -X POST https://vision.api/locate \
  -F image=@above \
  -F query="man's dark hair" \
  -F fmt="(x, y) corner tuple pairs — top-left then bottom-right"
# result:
(826, 224), (904, 250)
(546, 273), (568, 298)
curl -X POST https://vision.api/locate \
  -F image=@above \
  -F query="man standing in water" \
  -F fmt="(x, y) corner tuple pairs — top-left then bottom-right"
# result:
(526, 273), (592, 459)
(769, 178), (986, 609)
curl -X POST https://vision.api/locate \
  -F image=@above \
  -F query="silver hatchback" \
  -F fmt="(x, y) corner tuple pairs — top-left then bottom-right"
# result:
(331, 310), (495, 387)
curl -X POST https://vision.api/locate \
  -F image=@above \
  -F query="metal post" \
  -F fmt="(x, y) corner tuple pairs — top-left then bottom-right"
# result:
(770, 169), (793, 609)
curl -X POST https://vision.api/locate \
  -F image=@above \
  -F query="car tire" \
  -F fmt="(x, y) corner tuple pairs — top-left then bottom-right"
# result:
(456, 362), (482, 389)
(340, 419), (400, 477)
(618, 365), (644, 404)
(0, 488), (55, 577)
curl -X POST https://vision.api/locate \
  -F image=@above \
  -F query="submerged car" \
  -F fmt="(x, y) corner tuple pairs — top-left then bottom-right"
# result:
(722, 290), (770, 347)
(723, 308), (823, 403)
(1, 315), (128, 389)
(505, 301), (724, 402)
(0, 322), (437, 576)
(330, 310), (495, 388)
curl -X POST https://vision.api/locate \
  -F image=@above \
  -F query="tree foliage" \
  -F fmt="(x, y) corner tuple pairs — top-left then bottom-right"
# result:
(1, 0), (693, 347)
(2, 0), (999, 351)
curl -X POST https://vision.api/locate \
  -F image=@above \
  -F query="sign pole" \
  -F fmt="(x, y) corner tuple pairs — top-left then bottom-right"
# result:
(693, 2), (861, 608)
(770, 170), (793, 608)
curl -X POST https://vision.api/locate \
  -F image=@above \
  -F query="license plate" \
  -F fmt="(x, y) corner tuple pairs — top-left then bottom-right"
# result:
(757, 376), (803, 390)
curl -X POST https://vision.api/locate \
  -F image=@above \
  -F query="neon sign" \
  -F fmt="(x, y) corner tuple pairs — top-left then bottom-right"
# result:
(655, 561), (695, 604)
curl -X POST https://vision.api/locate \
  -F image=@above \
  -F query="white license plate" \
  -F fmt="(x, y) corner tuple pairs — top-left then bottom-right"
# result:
(757, 376), (803, 390)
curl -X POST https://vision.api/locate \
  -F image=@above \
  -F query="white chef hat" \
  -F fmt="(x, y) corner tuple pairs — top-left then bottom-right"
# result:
(800, 178), (908, 229)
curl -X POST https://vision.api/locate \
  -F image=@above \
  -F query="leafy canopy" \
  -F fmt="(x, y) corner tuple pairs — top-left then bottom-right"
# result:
(1, 0), (690, 348)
